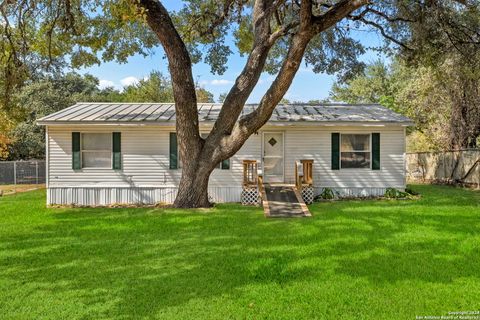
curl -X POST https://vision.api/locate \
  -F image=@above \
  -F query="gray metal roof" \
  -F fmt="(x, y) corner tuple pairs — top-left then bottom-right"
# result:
(37, 103), (412, 125)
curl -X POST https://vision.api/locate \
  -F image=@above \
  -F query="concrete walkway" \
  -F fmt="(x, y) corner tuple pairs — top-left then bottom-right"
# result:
(262, 185), (311, 218)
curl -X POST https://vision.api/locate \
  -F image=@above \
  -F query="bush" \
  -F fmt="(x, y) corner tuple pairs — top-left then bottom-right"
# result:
(316, 188), (336, 200)
(384, 187), (410, 199)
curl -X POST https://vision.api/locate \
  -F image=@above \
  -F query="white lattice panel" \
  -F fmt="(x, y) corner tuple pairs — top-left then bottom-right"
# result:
(301, 186), (314, 204)
(241, 187), (260, 206)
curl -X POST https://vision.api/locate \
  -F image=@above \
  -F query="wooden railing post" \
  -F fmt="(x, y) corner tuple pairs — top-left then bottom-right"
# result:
(243, 160), (258, 187)
(242, 160), (263, 206)
(296, 160), (314, 190)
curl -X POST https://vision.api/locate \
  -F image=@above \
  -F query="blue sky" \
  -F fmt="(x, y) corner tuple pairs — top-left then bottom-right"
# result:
(78, 1), (386, 103)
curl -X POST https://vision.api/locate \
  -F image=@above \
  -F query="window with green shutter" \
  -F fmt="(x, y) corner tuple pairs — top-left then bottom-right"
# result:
(372, 133), (380, 170)
(72, 132), (81, 170)
(112, 132), (121, 170)
(221, 159), (230, 170)
(169, 132), (179, 169)
(331, 132), (340, 170)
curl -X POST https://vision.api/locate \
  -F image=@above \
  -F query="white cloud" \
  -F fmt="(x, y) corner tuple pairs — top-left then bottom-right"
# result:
(198, 80), (209, 87)
(210, 79), (234, 86)
(258, 75), (276, 85)
(120, 76), (140, 87)
(98, 79), (116, 89)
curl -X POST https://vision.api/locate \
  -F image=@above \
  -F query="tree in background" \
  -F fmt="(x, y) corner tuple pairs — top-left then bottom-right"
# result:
(330, 60), (394, 107)
(8, 73), (104, 160)
(2, 0), (478, 207)
(329, 57), (480, 151)
(119, 71), (213, 103)
(5, 71), (214, 159)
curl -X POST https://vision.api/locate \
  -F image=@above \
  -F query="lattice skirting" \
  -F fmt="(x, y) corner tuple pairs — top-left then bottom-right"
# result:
(241, 187), (260, 206)
(301, 186), (314, 204)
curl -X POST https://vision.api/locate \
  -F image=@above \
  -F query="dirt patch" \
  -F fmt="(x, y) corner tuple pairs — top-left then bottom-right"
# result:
(0, 184), (45, 195)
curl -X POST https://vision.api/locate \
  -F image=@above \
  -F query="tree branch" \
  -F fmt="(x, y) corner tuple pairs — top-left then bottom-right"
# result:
(207, 0), (369, 158)
(351, 15), (413, 51)
(136, 0), (201, 158)
(312, 0), (369, 33)
(206, 0), (276, 140)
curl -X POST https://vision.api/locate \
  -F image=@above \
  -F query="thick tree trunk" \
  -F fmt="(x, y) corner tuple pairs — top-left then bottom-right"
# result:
(174, 161), (213, 208)
(136, 0), (368, 208)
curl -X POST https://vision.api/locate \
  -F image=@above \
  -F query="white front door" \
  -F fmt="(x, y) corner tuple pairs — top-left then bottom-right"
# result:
(263, 132), (284, 183)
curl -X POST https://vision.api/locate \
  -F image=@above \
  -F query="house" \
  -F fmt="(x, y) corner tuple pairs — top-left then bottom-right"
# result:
(37, 103), (413, 206)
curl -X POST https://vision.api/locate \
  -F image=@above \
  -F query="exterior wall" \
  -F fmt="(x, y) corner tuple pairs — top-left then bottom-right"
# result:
(281, 126), (406, 188)
(46, 124), (406, 205)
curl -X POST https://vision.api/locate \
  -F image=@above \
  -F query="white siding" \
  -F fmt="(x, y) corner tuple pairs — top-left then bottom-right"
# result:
(279, 126), (406, 188)
(47, 125), (261, 188)
(46, 124), (406, 205)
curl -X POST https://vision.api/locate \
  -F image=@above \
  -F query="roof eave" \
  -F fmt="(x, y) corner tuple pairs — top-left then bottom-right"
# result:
(37, 120), (414, 127)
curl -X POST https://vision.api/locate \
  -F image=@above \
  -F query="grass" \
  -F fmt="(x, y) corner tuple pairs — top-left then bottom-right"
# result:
(0, 185), (479, 319)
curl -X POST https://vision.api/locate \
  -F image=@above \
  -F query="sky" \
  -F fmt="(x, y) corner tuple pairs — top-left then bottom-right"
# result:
(78, 1), (387, 103)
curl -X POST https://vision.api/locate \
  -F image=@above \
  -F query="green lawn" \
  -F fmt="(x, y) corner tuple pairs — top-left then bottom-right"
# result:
(0, 185), (479, 319)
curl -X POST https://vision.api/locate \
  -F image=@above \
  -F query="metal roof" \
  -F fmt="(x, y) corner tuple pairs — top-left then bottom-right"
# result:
(37, 103), (413, 125)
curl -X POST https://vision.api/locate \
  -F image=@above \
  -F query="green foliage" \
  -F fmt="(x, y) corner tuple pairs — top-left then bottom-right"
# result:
(384, 187), (410, 199)
(317, 187), (336, 200)
(330, 60), (393, 105)
(0, 185), (479, 318)
(217, 92), (228, 103)
(118, 71), (213, 103)
(4, 70), (214, 159)
(196, 87), (214, 103)
(7, 73), (107, 159)
(121, 71), (174, 103)
(329, 57), (480, 151)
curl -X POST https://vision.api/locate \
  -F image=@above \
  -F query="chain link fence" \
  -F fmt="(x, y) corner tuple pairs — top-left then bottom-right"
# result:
(0, 160), (46, 194)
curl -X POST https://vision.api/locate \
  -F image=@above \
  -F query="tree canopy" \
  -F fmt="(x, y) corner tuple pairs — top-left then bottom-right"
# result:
(329, 58), (480, 151)
(2, 71), (214, 160)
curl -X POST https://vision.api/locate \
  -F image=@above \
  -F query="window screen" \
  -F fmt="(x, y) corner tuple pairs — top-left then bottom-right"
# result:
(340, 134), (370, 169)
(81, 133), (111, 168)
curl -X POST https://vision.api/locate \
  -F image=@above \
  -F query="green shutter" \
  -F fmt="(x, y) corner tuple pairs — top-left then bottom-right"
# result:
(221, 159), (230, 170)
(72, 132), (81, 170)
(372, 133), (380, 170)
(169, 132), (178, 169)
(112, 132), (122, 170)
(331, 132), (340, 170)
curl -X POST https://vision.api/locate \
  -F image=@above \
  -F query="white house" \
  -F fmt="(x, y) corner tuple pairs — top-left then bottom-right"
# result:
(38, 103), (412, 206)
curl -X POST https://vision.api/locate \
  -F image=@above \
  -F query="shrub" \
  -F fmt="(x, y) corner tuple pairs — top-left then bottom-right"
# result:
(317, 188), (336, 200)
(384, 187), (410, 199)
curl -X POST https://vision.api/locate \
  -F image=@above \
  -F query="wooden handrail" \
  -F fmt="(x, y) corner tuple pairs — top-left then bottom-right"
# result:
(295, 159), (314, 190)
(243, 160), (258, 187)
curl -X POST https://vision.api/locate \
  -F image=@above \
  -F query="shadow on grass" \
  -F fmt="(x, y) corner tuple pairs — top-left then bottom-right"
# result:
(0, 185), (479, 318)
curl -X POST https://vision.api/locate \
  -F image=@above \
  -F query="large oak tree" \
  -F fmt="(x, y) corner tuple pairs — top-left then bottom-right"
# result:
(2, 0), (478, 207)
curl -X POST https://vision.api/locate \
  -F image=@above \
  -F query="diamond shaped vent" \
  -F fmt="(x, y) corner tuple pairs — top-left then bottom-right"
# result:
(268, 137), (277, 147)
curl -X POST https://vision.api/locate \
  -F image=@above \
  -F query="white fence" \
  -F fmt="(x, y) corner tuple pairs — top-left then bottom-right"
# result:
(0, 160), (46, 186)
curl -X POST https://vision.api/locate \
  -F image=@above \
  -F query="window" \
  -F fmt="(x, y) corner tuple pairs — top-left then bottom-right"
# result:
(81, 133), (111, 168)
(340, 134), (370, 169)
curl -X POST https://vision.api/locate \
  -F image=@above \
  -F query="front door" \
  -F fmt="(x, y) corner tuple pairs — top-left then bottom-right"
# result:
(263, 132), (284, 183)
